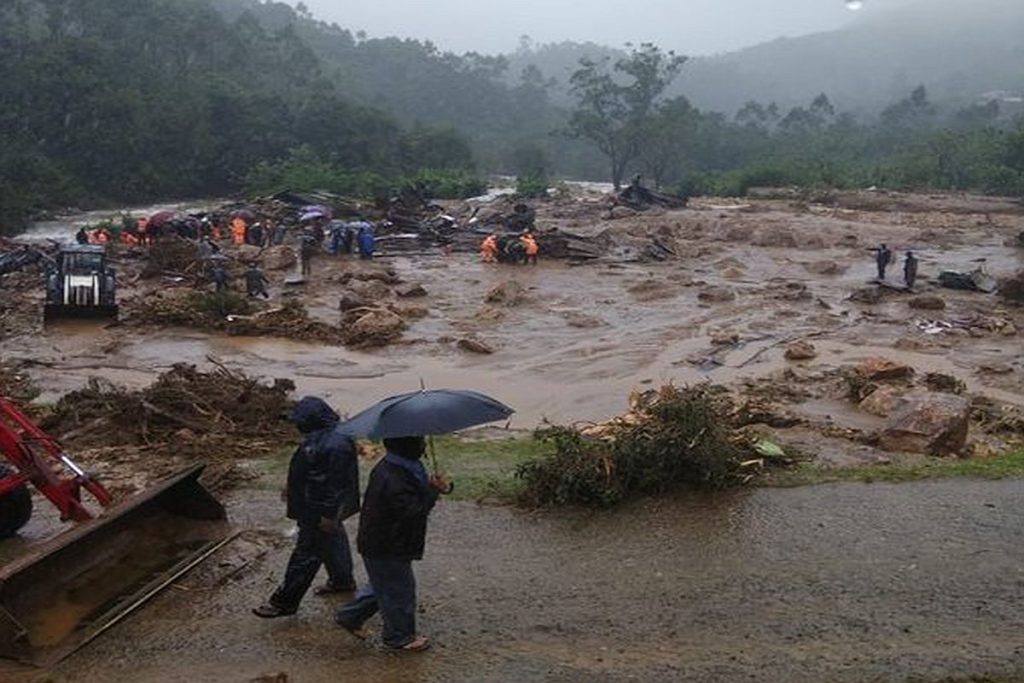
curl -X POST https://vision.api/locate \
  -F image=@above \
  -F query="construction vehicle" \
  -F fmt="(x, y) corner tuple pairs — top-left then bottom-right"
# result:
(0, 396), (228, 665)
(43, 245), (118, 321)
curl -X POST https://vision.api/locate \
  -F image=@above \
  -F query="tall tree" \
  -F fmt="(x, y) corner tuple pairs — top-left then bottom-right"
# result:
(566, 44), (685, 189)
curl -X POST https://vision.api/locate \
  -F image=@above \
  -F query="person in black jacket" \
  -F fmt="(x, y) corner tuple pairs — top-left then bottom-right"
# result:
(253, 396), (360, 618)
(335, 436), (450, 652)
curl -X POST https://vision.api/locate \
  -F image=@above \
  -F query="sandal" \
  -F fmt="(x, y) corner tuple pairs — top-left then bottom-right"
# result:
(335, 619), (369, 640)
(252, 603), (296, 619)
(393, 635), (430, 652)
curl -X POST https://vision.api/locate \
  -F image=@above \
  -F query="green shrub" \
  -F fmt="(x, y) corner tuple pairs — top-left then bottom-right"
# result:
(517, 384), (749, 508)
(405, 169), (487, 199)
(515, 174), (549, 198)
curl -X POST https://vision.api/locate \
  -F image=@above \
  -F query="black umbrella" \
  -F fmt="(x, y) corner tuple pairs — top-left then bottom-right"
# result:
(340, 389), (513, 439)
(340, 388), (514, 473)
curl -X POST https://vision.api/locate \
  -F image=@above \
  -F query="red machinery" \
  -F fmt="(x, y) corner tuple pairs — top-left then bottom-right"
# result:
(0, 396), (228, 665)
(0, 397), (112, 534)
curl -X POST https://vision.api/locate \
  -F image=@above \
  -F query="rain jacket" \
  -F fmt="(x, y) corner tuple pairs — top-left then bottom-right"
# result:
(357, 228), (376, 257)
(357, 454), (439, 561)
(285, 397), (359, 524)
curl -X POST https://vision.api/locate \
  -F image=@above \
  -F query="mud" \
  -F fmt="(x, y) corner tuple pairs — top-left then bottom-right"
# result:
(2, 190), (1024, 681)
(0, 479), (1012, 682)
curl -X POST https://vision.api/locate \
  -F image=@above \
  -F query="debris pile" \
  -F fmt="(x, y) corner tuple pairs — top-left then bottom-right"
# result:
(131, 291), (346, 344)
(517, 384), (790, 508)
(42, 363), (296, 494)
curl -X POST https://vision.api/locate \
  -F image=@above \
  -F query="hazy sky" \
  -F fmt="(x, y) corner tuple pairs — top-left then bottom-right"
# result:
(298, 0), (913, 56)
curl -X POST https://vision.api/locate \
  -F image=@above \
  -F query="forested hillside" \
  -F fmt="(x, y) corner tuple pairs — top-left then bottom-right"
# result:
(2, 0), (1023, 235)
(0, 0), (481, 232)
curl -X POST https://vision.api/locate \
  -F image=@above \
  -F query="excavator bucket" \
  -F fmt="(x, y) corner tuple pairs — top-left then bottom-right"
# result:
(43, 303), (119, 323)
(0, 465), (228, 665)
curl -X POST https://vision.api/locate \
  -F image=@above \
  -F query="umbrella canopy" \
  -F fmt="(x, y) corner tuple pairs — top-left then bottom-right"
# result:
(340, 389), (514, 439)
(148, 210), (180, 228)
(230, 208), (256, 221)
(299, 210), (327, 223)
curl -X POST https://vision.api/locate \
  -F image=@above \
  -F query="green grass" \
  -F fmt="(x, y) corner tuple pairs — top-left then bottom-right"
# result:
(428, 434), (553, 501)
(247, 434), (552, 502)
(248, 439), (1024, 502)
(764, 450), (1024, 487)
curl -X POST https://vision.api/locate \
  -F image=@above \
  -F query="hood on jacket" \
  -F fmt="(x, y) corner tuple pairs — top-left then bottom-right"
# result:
(290, 396), (340, 434)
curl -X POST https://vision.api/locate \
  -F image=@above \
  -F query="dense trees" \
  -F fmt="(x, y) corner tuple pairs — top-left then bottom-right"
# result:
(2, 0), (1022, 236)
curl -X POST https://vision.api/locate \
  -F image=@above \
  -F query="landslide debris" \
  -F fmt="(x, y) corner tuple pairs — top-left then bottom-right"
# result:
(42, 363), (297, 495)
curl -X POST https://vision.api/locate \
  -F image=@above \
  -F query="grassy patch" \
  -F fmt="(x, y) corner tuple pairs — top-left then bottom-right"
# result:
(247, 434), (550, 502)
(764, 451), (1024, 487)
(429, 434), (552, 501)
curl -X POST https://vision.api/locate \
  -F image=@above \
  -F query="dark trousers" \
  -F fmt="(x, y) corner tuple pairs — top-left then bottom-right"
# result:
(335, 556), (416, 648)
(270, 521), (354, 611)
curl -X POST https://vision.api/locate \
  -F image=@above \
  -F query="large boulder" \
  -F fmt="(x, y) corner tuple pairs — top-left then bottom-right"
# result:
(784, 340), (818, 361)
(908, 295), (946, 311)
(856, 357), (915, 382)
(343, 309), (405, 348)
(877, 392), (970, 455)
(697, 286), (736, 303)
(485, 280), (526, 306)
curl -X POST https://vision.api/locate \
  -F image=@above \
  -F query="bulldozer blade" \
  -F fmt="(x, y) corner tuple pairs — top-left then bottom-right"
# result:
(43, 304), (119, 323)
(0, 465), (228, 665)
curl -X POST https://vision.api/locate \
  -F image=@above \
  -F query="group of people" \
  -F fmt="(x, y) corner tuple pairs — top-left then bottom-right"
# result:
(874, 243), (919, 289)
(252, 396), (450, 653)
(480, 230), (539, 265)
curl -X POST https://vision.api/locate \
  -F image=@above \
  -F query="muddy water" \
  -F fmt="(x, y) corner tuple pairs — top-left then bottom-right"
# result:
(7, 232), (1023, 427)
(20, 200), (221, 244)
(28, 479), (1024, 682)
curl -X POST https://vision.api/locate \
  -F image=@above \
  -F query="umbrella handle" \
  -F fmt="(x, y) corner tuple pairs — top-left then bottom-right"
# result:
(428, 434), (439, 475)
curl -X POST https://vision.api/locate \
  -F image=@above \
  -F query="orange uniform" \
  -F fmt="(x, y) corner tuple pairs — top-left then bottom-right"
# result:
(480, 234), (498, 263)
(231, 218), (246, 245)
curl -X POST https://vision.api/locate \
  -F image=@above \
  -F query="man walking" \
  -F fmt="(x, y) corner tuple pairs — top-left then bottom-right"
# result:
(253, 397), (360, 618)
(904, 251), (919, 289)
(875, 243), (892, 281)
(335, 436), (450, 652)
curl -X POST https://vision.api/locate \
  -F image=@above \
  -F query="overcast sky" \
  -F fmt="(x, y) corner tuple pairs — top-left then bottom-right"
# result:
(298, 0), (915, 56)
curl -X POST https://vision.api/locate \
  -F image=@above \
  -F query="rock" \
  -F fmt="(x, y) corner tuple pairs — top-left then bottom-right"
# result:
(711, 331), (740, 346)
(724, 225), (754, 242)
(395, 283), (428, 298)
(563, 311), (604, 328)
(393, 305), (428, 320)
(698, 286), (736, 303)
(349, 279), (392, 301)
(923, 372), (964, 394)
(877, 392), (970, 455)
(720, 267), (745, 279)
(628, 279), (677, 302)
(258, 245), (297, 271)
(345, 309), (405, 348)
(475, 305), (506, 322)
(849, 287), (882, 305)
(998, 270), (1024, 304)
(859, 385), (909, 416)
(456, 337), (494, 354)
(856, 357), (915, 382)
(803, 260), (845, 276)
(338, 290), (369, 312)
(784, 340), (817, 361)
(753, 228), (798, 248)
(1001, 322), (1017, 336)
(485, 280), (526, 306)
(908, 295), (946, 310)
(607, 206), (638, 220)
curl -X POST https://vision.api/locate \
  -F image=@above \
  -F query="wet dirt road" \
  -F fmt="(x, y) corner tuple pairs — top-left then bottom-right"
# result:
(19, 478), (1023, 683)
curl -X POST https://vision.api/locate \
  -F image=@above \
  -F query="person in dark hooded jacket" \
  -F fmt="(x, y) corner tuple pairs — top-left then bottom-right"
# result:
(253, 397), (360, 618)
(334, 436), (450, 652)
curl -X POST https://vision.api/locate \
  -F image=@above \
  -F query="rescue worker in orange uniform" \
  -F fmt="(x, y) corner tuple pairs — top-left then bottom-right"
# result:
(231, 217), (247, 246)
(480, 234), (498, 264)
(520, 231), (539, 266)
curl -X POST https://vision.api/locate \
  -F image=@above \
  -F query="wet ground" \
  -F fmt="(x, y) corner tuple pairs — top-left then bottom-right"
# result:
(1, 478), (1017, 682)
(2, 191), (1024, 681)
